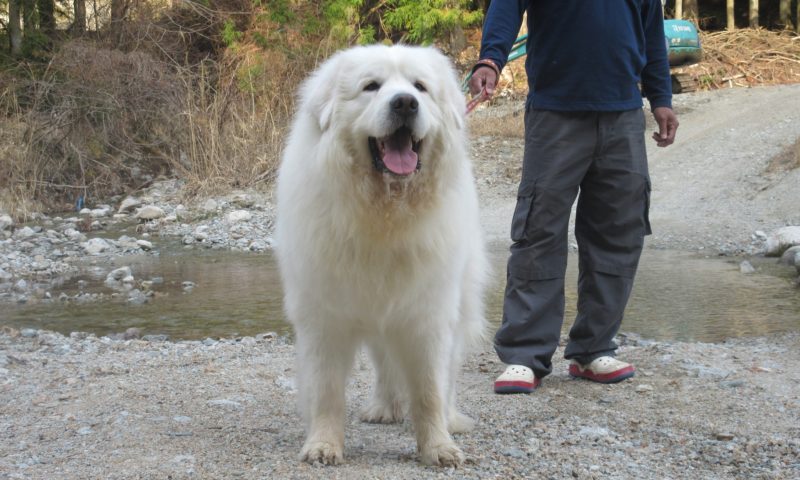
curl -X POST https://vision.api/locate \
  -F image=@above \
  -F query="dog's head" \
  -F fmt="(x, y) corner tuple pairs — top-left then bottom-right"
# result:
(298, 45), (466, 179)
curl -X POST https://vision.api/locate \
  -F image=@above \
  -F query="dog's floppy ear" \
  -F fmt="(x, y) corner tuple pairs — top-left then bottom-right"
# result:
(445, 77), (467, 131)
(300, 53), (342, 132)
(430, 49), (467, 131)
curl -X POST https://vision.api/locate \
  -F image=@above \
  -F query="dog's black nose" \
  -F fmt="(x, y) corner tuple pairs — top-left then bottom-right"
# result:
(390, 94), (418, 116)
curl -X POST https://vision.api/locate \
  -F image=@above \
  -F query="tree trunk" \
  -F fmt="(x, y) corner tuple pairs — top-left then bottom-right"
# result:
(73, 0), (87, 34)
(778, 0), (790, 29)
(37, 0), (55, 35)
(749, 0), (758, 28)
(109, 0), (128, 44)
(9, 0), (23, 56)
(93, 0), (100, 31)
(726, 0), (735, 30)
(110, 0), (128, 25)
(683, 0), (698, 20)
(675, 0), (683, 20)
(21, 0), (36, 32)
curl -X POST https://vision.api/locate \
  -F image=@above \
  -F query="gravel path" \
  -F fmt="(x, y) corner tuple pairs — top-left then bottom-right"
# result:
(0, 329), (798, 479)
(1, 84), (799, 479)
(471, 83), (800, 254)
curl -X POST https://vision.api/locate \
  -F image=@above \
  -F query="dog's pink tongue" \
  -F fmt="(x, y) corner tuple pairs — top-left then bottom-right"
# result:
(383, 144), (418, 175)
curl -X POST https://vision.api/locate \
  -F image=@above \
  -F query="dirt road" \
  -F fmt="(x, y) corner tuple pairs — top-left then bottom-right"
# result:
(472, 83), (800, 254)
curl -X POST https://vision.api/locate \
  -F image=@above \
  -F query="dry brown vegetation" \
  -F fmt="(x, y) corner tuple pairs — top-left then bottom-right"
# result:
(675, 28), (800, 88)
(0, 0), (330, 218)
(2, 20), (800, 218)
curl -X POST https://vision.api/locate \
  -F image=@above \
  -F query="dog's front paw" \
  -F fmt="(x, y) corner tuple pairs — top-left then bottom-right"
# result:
(419, 442), (465, 467)
(300, 440), (344, 465)
(360, 400), (404, 424)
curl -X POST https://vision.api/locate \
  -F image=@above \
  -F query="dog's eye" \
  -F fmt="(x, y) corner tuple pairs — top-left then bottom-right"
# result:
(364, 81), (381, 92)
(414, 81), (427, 92)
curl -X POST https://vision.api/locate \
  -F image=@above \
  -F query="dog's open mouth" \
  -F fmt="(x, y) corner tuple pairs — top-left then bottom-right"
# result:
(369, 127), (422, 176)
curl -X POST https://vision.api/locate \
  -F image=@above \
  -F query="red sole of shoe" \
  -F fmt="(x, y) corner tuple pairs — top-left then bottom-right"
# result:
(494, 379), (540, 394)
(568, 364), (635, 384)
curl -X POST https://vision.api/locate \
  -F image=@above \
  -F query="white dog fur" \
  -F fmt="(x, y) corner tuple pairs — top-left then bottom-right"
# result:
(275, 44), (488, 467)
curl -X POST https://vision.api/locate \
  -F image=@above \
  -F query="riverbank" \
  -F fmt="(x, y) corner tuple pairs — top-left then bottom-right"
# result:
(2, 84), (800, 306)
(0, 327), (798, 479)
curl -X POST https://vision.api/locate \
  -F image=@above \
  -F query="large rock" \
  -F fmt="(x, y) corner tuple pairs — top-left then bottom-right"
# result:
(127, 289), (148, 305)
(135, 206), (165, 221)
(107, 266), (132, 282)
(81, 238), (112, 255)
(202, 199), (218, 212)
(64, 228), (85, 241)
(118, 197), (142, 214)
(226, 210), (252, 223)
(105, 266), (135, 291)
(779, 246), (800, 266)
(136, 239), (153, 251)
(764, 226), (800, 257)
(0, 214), (13, 231)
(90, 205), (113, 218)
(14, 226), (36, 239)
(231, 193), (255, 208)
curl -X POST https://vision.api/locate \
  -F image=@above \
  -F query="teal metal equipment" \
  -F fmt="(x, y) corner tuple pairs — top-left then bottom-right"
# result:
(508, 34), (528, 63)
(664, 19), (702, 67)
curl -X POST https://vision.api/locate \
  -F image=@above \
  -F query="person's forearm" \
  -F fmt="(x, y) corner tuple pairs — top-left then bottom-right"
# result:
(641, 0), (672, 110)
(478, 0), (527, 73)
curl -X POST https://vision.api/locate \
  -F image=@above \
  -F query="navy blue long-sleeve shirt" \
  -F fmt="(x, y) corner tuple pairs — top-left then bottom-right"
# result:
(479, 0), (672, 111)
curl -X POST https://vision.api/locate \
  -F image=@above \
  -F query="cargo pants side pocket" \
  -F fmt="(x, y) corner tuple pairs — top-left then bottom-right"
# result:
(510, 182), (535, 243)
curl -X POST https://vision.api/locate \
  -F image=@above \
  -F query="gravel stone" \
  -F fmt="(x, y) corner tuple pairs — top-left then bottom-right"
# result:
(0, 329), (797, 479)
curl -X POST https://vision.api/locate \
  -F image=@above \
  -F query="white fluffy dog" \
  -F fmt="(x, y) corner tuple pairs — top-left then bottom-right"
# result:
(275, 45), (488, 467)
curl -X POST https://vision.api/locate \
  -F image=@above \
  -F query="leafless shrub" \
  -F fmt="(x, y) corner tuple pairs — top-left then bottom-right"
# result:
(0, 0), (322, 216)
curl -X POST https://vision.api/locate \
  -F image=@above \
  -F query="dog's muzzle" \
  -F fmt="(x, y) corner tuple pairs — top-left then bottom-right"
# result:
(369, 94), (423, 177)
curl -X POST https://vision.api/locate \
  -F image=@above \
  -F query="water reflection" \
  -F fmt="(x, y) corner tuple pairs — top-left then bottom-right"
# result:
(3, 248), (799, 342)
(488, 248), (800, 343)
(3, 251), (285, 340)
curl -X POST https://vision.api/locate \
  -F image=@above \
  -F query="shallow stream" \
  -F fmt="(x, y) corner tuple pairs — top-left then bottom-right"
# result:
(3, 247), (799, 342)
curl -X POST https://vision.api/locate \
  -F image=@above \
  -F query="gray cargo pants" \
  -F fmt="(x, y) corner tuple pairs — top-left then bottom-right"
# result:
(494, 108), (652, 379)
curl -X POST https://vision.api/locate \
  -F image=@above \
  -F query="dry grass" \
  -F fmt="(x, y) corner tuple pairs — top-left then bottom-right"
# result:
(1, 43), (184, 216)
(0, 1), (331, 218)
(4, 19), (799, 218)
(675, 28), (800, 89)
(0, 116), (43, 218)
(467, 108), (524, 139)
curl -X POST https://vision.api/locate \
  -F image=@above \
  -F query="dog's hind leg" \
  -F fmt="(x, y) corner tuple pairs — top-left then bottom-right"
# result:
(447, 260), (487, 434)
(444, 334), (475, 434)
(360, 340), (406, 424)
(295, 327), (357, 465)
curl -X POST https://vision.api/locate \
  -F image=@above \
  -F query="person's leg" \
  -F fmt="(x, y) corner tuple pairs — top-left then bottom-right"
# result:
(495, 110), (596, 380)
(565, 108), (651, 365)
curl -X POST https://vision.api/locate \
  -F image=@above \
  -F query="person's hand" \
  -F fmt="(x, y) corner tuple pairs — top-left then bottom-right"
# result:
(652, 107), (678, 147)
(468, 66), (498, 99)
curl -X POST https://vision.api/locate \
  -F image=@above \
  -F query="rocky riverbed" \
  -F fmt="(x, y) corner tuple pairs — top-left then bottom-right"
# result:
(2, 85), (800, 304)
